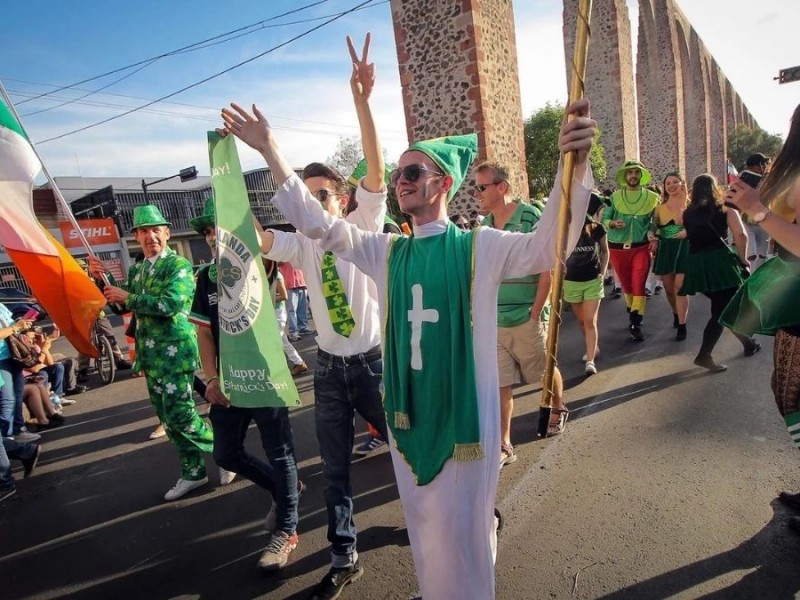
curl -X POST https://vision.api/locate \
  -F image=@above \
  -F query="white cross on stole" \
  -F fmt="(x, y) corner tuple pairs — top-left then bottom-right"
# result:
(407, 283), (439, 370)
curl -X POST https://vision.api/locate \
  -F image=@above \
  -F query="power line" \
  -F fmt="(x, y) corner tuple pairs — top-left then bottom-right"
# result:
(15, 0), (334, 106)
(17, 0), (389, 117)
(35, 0), (379, 145)
(8, 87), (407, 138)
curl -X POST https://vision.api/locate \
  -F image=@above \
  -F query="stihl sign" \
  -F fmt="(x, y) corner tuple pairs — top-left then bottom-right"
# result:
(59, 218), (121, 248)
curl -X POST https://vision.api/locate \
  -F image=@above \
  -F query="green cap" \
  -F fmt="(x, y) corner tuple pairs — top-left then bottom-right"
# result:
(131, 205), (171, 232)
(616, 159), (652, 187)
(189, 196), (215, 234)
(347, 159), (392, 188)
(407, 133), (478, 201)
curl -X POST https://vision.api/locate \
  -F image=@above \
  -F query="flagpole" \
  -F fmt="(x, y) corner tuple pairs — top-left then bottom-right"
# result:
(0, 80), (103, 271)
(538, 0), (593, 438)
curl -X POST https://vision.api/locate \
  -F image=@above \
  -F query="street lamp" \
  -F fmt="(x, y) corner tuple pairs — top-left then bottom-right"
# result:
(141, 166), (199, 199)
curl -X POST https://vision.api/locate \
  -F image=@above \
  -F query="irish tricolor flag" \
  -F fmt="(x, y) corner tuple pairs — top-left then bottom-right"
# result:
(0, 94), (106, 356)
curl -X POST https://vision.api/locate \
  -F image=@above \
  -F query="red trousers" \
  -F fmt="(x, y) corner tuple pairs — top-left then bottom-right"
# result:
(609, 245), (651, 296)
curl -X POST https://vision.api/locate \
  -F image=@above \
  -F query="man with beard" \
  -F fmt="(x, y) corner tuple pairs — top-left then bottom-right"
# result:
(602, 160), (660, 341)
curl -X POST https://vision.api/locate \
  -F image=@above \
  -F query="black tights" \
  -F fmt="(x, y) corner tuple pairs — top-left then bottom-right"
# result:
(698, 288), (753, 358)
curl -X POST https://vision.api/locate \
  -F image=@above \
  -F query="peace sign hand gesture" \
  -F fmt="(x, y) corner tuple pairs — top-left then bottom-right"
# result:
(347, 33), (375, 104)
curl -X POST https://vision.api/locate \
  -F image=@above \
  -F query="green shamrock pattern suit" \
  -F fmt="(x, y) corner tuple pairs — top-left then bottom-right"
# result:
(125, 249), (213, 480)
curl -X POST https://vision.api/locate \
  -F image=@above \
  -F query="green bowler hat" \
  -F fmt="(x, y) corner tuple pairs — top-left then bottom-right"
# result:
(131, 204), (172, 232)
(189, 196), (215, 234)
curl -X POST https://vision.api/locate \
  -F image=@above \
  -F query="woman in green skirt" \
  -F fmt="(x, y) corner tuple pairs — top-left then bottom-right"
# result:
(722, 103), (800, 527)
(681, 174), (760, 371)
(653, 172), (690, 340)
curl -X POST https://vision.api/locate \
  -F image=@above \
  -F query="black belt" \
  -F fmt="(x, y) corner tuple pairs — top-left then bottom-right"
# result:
(608, 241), (649, 250)
(317, 346), (382, 366)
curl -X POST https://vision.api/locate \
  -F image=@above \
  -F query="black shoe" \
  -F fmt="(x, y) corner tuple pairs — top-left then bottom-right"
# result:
(676, 324), (687, 341)
(629, 324), (644, 342)
(645, 289), (652, 298)
(673, 313), (679, 329)
(76, 370), (89, 384)
(0, 487), (16, 503)
(778, 491), (800, 511)
(789, 516), (800, 534)
(744, 340), (762, 357)
(310, 561), (364, 600)
(694, 355), (727, 372)
(116, 359), (133, 370)
(495, 507), (504, 537)
(65, 385), (88, 396)
(22, 444), (41, 478)
(610, 287), (621, 299)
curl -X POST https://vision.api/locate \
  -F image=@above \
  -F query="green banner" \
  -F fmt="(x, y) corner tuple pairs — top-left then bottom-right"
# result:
(207, 131), (300, 408)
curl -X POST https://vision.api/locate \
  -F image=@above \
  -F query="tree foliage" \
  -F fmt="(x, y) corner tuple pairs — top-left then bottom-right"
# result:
(727, 125), (784, 171)
(326, 136), (363, 178)
(523, 102), (606, 199)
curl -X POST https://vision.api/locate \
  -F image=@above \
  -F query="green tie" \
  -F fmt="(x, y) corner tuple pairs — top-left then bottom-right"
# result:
(321, 251), (356, 337)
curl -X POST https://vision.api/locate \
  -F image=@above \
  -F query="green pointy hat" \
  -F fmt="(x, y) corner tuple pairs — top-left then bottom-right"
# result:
(407, 133), (478, 201)
(347, 158), (392, 188)
(131, 204), (171, 232)
(189, 196), (215, 234)
(616, 159), (652, 187)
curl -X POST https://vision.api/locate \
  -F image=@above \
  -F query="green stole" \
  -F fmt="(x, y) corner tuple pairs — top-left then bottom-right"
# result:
(384, 222), (483, 486)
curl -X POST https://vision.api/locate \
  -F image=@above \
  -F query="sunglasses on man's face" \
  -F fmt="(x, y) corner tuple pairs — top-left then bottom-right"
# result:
(475, 181), (504, 193)
(389, 164), (445, 187)
(312, 189), (338, 203)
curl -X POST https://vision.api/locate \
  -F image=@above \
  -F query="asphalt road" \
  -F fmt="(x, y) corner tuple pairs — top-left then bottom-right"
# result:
(2, 287), (799, 600)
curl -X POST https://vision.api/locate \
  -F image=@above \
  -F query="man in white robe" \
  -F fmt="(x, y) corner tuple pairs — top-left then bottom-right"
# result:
(220, 95), (596, 599)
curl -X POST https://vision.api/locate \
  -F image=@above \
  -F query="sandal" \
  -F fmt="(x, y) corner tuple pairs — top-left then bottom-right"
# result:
(500, 442), (517, 467)
(547, 408), (569, 437)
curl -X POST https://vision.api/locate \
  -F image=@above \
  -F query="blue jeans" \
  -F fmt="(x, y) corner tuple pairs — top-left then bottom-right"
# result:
(39, 362), (66, 395)
(0, 436), (36, 491)
(209, 404), (299, 534)
(287, 287), (309, 335)
(0, 359), (24, 438)
(314, 348), (387, 560)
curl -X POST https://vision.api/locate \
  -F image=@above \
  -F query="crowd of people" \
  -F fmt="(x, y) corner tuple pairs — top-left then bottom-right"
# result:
(2, 30), (799, 600)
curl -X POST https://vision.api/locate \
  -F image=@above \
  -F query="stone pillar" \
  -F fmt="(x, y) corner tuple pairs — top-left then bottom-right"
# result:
(706, 58), (727, 183)
(671, 13), (710, 182)
(724, 78), (738, 133)
(636, 0), (686, 181)
(563, 0), (638, 188)
(391, 0), (527, 214)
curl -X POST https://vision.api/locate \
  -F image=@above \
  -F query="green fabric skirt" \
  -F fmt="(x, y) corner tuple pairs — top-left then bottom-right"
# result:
(720, 256), (800, 336)
(680, 248), (744, 295)
(653, 238), (688, 275)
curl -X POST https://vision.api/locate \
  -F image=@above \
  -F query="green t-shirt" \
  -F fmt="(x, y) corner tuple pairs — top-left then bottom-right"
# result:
(484, 201), (549, 328)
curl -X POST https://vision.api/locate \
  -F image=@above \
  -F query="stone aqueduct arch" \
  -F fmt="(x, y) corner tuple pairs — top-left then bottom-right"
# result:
(387, 0), (762, 212)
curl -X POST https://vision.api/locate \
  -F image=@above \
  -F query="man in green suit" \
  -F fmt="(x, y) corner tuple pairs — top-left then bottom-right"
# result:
(90, 205), (213, 501)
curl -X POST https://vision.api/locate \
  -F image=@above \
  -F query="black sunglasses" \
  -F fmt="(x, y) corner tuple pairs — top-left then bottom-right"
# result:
(389, 164), (444, 187)
(312, 189), (338, 203)
(475, 181), (504, 193)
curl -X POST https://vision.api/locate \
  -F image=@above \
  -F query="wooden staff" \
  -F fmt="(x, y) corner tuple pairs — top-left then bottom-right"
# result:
(538, 0), (593, 437)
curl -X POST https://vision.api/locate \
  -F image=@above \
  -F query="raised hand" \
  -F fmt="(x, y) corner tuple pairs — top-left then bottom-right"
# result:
(347, 33), (375, 103)
(559, 98), (596, 163)
(220, 103), (272, 153)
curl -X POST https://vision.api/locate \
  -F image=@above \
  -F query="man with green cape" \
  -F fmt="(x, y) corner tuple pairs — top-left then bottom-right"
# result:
(221, 96), (596, 600)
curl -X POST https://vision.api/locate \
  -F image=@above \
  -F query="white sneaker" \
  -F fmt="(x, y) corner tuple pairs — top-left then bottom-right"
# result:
(585, 360), (597, 375)
(164, 476), (209, 501)
(219, 468), (237, 486)
(581, 349), (599, 362)
(59, 396), (77, 406)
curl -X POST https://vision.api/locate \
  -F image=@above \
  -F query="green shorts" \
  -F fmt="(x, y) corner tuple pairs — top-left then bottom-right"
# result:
(563, 277), (604, 303)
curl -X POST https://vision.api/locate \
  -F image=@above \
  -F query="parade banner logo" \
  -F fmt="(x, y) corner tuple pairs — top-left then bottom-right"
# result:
(208, 131), (300, 408)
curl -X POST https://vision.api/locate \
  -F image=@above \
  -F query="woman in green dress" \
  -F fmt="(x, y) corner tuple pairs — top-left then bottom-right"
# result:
(681, 174), (760, 371)
(722, 102), (800, 526)
(652, 172), (690, 340)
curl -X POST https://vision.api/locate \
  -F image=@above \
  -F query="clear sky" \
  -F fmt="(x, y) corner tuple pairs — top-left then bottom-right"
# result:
(1, 0), (796, 181)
